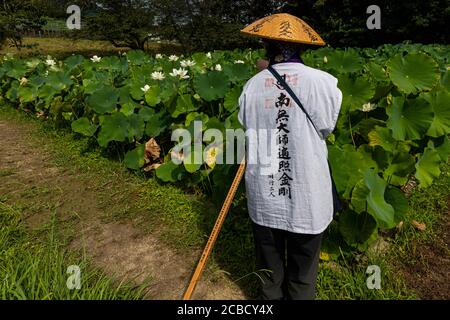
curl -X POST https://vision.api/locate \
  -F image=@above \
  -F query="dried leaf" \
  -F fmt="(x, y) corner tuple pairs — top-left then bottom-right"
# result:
(401, 179), (417, 198)
(143, 163), (161, 172)
(144, 138), (160, 163)
(411, 220), (426, 231)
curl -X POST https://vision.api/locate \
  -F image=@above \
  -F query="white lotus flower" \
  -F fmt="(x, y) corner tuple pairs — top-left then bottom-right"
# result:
(46, 59), (56, 66)
(323, 56), (328, 64)
(155, 54), (163, 59)
(141, 84), (151, 93)
(180, 59), (196, 68)
(169, 68), (189, 79)
(169, 55), (179, 61)
(234, 60), (245, 64)
(215, 64), (222, 71)
(206, 52), (212, 59)
(362, 102), (376, 112)
(91, 55), (102, 63)
(151, 71), (165, 81)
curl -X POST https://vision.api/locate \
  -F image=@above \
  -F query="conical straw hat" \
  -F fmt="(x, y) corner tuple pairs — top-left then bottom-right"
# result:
(241, 13), (325, 46)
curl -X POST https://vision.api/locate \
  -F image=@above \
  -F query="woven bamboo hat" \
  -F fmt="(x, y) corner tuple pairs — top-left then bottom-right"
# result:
(240, 13), (325, 46)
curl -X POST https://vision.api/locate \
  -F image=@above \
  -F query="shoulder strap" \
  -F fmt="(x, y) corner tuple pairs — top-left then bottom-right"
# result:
(267, 66), (341, 213)
(267, 65), (321, 138)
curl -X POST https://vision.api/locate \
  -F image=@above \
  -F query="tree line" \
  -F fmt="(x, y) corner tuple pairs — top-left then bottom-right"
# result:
(1, 0), (449, 52)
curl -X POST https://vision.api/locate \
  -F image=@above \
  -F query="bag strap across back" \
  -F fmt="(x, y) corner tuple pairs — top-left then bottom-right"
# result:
(267, 65), (342, 213)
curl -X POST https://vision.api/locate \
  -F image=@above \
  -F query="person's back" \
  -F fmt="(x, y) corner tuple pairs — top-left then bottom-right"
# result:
(238, 62), (342, 234)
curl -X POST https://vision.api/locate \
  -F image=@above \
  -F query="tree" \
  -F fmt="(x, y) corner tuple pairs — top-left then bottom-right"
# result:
(281, 0), (450, 47)
(0, 0), (47, 49)
(84, 0), (156, 50)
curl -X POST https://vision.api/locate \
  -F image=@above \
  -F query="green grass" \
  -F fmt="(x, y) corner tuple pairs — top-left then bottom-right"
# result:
(0, 202), (148, 300)
(0, 106), (448, 300)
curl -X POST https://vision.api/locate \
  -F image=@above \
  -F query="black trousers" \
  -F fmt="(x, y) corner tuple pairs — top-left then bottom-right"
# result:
(251, 221), (323, 300)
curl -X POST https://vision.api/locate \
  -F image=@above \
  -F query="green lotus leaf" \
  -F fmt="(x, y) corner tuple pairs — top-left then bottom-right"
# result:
(328, 144), (369, 199)
(145, 111), (168, 137)
(97, 112), (129, 147)
(383, 151), (416, 186)
(386, 96), (433, 141)
(64, 55), (84, 71)
(441, 69), (450, 91)
(185, 112), (209, 127)
(126, 50), (146, 65)
(5, 60), (27, 79)
(124, 144), (145, 170)
(365, 62), (389, 83)
(363, 168), (395, 229)
(145, 86), (161, 107)
(118, 87), (140, 116)
(172, 94), (197, 118)
(37, 84), (58, 103)
(160, 85), (178, 105)
(46, 71), (73, 91)
(225, 110), (243, 130)
(183, 147), (203, 173)
(371, 146), (390, 172)
(385, 186), (409, 225)
(414, 146), (442, 188)
(326, 49), (364, 74)
(356, 145), (378, 170)
(28, 75), (45, 89)
(387, 53), (440, 94)
(156, 161), (184, 182)
(18, 86), (37, 103)
(87, 86), (119, 114)
(97, 56), (127, 73)
(224, 85), (241, 113)
(82, 79), (97, 95)
(128, 113), (145, 140)
(71, 117), (98, 137)
(338, 74), (374, 112)
(139, 107), (156, 121)
(120, 101), (140, 117)
(433, 135), (450, 162)
(5, 81), (19, 102)
(129, 83), (145, 100)
(350, 179), (369, 213)
(223, 64), (252, 83)
(194, 71), (230, 102)
(367, 126), (396, 152)
(205, 117), (226, 132)
(338, 209), (377, 246)
(422, 90), (450, 137)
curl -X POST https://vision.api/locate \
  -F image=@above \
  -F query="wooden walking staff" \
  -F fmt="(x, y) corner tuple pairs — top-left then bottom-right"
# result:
(182, 160), (246, 300)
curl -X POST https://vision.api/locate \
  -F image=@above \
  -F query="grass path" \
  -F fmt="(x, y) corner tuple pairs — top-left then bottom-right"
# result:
(0, 112), (244, 300)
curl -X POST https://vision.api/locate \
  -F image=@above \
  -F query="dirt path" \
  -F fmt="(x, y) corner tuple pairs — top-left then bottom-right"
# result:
(0, 118), (245, 300)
